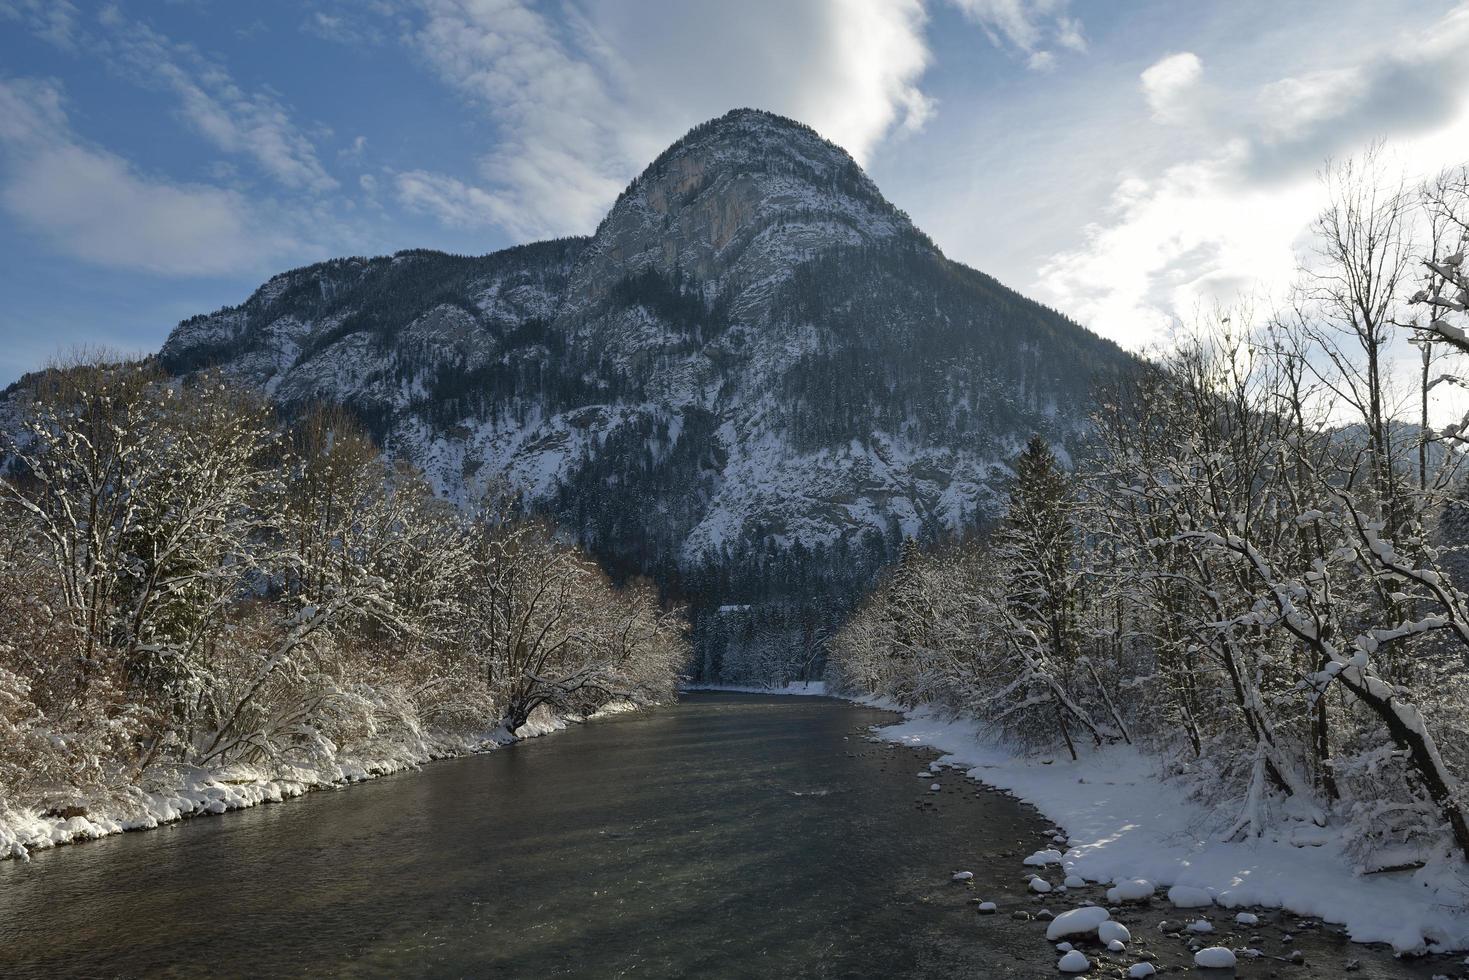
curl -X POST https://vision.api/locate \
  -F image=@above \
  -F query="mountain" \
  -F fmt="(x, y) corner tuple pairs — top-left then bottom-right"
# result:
(155, 108), (1135, 680)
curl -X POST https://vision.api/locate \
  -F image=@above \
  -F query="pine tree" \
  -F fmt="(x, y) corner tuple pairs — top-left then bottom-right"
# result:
(997, 435), (1093, 759)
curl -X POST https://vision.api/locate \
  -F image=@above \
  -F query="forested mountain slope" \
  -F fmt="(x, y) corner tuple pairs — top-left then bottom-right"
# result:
(155, 108), (1136, 678)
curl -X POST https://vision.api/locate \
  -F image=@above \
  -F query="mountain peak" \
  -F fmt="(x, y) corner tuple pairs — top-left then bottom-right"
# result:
(576, 108), (929, 311)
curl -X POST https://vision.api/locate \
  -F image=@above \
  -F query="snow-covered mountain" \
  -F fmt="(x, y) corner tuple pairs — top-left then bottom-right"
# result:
(157, 108), (1134, 675)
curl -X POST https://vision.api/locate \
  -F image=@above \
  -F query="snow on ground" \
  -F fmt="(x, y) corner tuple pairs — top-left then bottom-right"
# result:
(0, 709), (600, 862)
(681, 681), (829, 696)
(860, 698), (1469, 953)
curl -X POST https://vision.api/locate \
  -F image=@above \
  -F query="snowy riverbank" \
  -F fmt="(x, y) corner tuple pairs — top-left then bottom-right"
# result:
(0, 705), (638, 863)
(857, 697), (1469, 954)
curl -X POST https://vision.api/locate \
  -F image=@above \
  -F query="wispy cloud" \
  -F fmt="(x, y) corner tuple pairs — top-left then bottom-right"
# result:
(0, 0), (81, 49)
(396, 0), (934, 239)
(947, 0), (1086, 69)
(0, 77), (305, 275)
(96, 8), (338, 193)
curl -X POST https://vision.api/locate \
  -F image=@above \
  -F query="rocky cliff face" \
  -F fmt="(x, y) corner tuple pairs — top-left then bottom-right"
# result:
(157, 108), (1135, 679)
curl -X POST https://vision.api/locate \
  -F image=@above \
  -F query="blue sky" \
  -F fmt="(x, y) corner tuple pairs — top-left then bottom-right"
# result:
(2, 0), (1468, 385)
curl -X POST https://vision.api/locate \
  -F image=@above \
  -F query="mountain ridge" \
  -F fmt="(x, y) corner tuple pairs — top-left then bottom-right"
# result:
(151, 107), (1134, 679)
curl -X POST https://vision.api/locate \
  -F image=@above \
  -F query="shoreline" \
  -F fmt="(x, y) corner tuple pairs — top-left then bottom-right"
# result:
(702, 681), (1469, 954)
(854, 694), (1469, 955)
(0, 701), (643, 863)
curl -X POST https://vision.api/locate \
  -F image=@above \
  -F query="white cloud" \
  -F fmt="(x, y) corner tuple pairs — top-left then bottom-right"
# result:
(1034, 6), (1469, 351)
(398, 0), (934, 239)
(1140, 52), (1203, 124)
(96, 9), (337, 193)
(0, 77), (303, 275)
(0, 0), (80, 49)
(948, 0), (1085, 63)
(394, 170), (509, 229)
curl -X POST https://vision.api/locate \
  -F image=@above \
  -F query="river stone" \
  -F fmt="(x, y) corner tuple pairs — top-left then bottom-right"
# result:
(1045, 905), (1111, 940)
(1194, 947), (1237, 969)
(1057, 949), (1090, 973)
(1166, 885), (1213, 908)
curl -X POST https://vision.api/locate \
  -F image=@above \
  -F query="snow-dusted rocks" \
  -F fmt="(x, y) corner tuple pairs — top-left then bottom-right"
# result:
(1233, 912), (1259, 927)
(1063, 875), (1086, 888)
(977, 901), (998, 913)
(1107, 879), (1155, 903)
(1167, 885), (1213, 909)
(1186, 919), (1215, 934)
(1127, 964), (1156, 978)
(1030, 877), (1054, 894)
(1025, 848), (1065, 866)
(930, 782), (942, 792)
(1097, 920), (1131, 944)
(1193, 947), (1237, 968)
(1045, 906), (1111, 940)
(951, 871), (974, 881)
(1057, 949), (1091, 973)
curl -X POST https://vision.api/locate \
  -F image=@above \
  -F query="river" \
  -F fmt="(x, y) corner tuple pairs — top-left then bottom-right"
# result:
(0, 694), (1456, 978)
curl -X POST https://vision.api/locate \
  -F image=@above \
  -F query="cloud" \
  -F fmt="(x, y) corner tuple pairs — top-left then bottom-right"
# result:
(0, 0), (81, 49)
(948, 0), (1086, 65)
(1034, 5), (1469, 350)
(93, 10), (338, 194)
(0, 77), (303, 275)
(1140, 52), (1203, 123)
(394, 170), (510, 229)
(301, 9), (387, 46)
(398, 0), (934, 239)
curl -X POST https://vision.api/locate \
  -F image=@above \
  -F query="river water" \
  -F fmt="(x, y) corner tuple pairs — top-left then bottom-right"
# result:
(0, 694), (1055, 978)
(0, 693), (1458, 979)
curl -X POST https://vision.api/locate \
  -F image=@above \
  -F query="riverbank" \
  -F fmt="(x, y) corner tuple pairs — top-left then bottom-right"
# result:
(0, 703), (639, 862)
(853, 696), (1469, 955)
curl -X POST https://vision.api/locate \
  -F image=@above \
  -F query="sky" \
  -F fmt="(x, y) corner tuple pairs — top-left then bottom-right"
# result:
(2, 0), (1468, 387)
